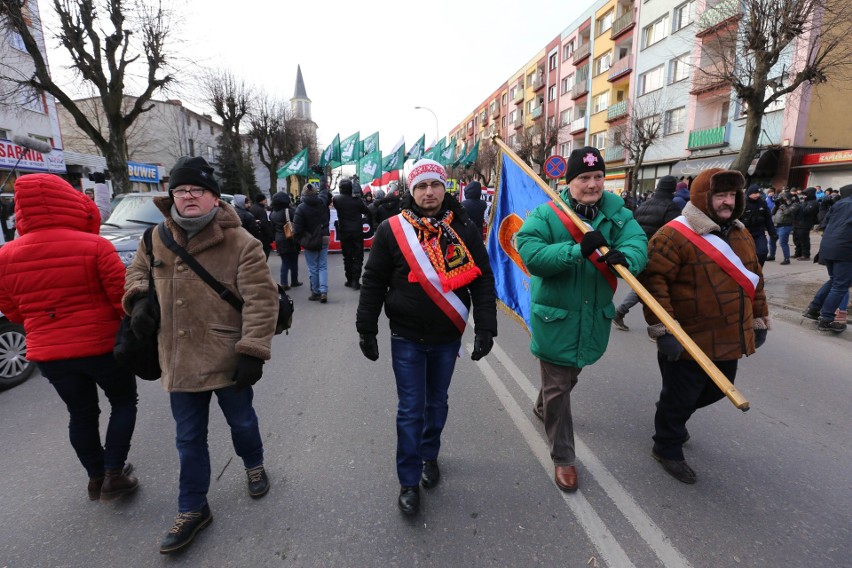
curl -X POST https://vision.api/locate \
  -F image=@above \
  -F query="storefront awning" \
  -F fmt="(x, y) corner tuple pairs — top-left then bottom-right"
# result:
(670, 149), (778, 178)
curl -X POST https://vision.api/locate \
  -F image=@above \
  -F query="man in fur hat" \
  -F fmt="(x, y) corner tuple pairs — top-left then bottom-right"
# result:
(641, 168), (769, 484)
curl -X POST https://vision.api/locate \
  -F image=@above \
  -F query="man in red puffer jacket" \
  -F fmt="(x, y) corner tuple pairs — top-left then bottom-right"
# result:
(0, 173), (139, 502)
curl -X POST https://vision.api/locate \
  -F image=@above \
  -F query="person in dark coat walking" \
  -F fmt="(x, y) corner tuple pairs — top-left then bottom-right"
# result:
(233, 194), (262, 241)
(356, 159), (497, 516)
(250, 193), (274, 259)
(293, 183), (331, 302)
(612, 175), (682, 331)
(460, 181), (487, 233)
(269, 191), (302, 289)
(741, 184), (776, 265)
(792, 187), (820, 260)
(333, 178), (372, 290)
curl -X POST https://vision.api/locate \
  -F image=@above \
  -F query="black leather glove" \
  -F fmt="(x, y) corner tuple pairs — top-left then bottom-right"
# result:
(596, 248), (628, 267)
(471, 331), (494, 361)
(754, 328), (767, 349)
(359, 333), (379, 361)
(580, 230), (608, 258)
(130, 297), (157, 339)
(233, 355), (264, 391)
(657, 334), (684, 362)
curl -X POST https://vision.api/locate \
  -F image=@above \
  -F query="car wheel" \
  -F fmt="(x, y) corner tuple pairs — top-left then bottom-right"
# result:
(0, 320), (35, 390)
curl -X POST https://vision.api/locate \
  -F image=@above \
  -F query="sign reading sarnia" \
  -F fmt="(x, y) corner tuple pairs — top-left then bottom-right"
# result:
(0, 141), (66, 173)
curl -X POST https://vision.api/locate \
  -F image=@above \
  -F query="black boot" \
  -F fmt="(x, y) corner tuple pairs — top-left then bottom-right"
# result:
(100, 463), (139, 501)
(88, 463), (133, 501)
(159, 505), (213, 554)
(398, 486), (420, 515)
(421, 460), (440, 489)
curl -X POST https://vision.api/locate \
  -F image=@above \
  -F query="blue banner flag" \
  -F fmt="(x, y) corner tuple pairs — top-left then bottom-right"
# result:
(485, 151), (551, 329)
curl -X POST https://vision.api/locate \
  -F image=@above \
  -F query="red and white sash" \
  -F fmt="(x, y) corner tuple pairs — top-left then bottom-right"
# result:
(667, 216), (758, 300)
(547, 201), (617, 292)
(388, 214), (469, 333)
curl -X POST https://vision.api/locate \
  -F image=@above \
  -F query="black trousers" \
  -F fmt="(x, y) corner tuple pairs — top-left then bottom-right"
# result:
(793, 227), (810, 258)
(652, 354), (738, 461)
(340, 233), (364, 284)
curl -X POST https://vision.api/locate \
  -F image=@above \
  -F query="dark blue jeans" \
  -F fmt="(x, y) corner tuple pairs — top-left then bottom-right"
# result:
(391, 335), (460, 487)
(38, 353), (138, 478)
(279, 251), (300, 286)
(169, 385), (264, 512)
(653, 355), (738, 461)
(808, 260), (852, 319)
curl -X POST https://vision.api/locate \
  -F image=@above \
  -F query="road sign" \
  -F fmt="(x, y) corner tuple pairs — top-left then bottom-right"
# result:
(544, 155), (566, 179)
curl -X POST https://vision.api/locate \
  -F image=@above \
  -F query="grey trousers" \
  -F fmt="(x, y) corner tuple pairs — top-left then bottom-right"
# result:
(535, 360), (581, 466)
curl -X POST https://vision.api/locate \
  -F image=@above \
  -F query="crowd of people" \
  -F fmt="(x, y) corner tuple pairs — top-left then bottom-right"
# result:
(0, 149), (847, 555)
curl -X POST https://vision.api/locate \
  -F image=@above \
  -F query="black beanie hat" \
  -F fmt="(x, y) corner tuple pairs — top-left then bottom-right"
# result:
(657, 175), (677, 193)
(169, 156), (220, 196)
(565, 146), (605, 183)
(747, 184), (761, 195)
(839, 184), (852, 199)
(254, 193), (267, 204)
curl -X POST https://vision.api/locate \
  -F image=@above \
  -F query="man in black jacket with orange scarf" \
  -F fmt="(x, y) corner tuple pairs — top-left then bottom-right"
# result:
(356, 159), (497, 517)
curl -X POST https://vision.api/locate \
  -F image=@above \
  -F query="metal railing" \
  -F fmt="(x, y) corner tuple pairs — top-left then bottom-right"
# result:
(607, 100), (629, 121)
(569, 116), (587, 133)
(608, 56), (633, 81)
(573, 42), (591, 64)
(687, 123), (731, 148)
(610, 9), (636, 39)
(697, 0), (740, 35)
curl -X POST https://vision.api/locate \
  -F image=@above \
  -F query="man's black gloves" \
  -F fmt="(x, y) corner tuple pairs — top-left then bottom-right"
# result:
(579, 230), (608, 258)
(471, 331), (494, 361)
(359, 333), (379, 361)
(657, 334), (684, 361)
(754, 329), (767, 349)
(233, 354), (264, 391)
(130, 297), (158, 339)
(596, 248), (628, 267)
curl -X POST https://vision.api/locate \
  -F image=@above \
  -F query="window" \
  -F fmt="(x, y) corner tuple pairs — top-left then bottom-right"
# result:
(188, 139), (195, 156)
(209, 124), (214, 135)
(502, 93), (507, 105)
(590, 131), (607, 149)
(592, 91), (610, 114)
(560, 142), (572, 156)
(561, 109), (571, 125)
(508, 134), (516, 146)
(196, 119), (201, 129)
(664, 107), (686, 135)
(528, 100), (537, 113)
(561, 77), (570, 95)
(597, 10), (614, 36)
(207, 146), (215, 161)
(502, 116), (507, 128)
(638, 65), (665, 95)
(642, 15), (669, 48)
(562, 41), (574, 61)
(548, 85), (557, 102)
(9, 32), (26, 52)
(594, 51), (612, 76)
(509, 86), (517, 100)
(527, 71), (536, 87)
(510, 110), (516, 123)
(0, 128), (8, 140)
(549, 53), (558, 71)
(673, 1), (695, 32)
(185, 113), (191, 125)
(18, 86), (44, 113)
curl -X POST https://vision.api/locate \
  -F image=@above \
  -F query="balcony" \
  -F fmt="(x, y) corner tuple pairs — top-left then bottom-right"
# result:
(533, 73), (546, 92)
(604, 145), (625, 162)
(687, 123), (731, 149)
(689, 73), (730, 95)
(513, 115), (524, 129)
(573, 42), (591, 64)
(480, 111), (488, 125)
(607, 56), (633, 82)
(568, 116), (587, 134)
(513, 89), (524, 104)
(610, 10), (636, 40)
(490, 104), (500, 118)
(530, 106), (543, 120)
(696, 0), (741, 37)
(606, 100), (629, 122)
(571, 81), (589, 100)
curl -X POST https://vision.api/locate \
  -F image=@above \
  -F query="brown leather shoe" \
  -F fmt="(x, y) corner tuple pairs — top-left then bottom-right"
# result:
(554, 465), (578, 492)
(88, 463), (133, 501)
(101, 464), (139, 501)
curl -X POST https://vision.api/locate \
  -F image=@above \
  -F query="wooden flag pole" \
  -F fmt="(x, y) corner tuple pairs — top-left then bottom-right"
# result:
(492, 136), (750, 411)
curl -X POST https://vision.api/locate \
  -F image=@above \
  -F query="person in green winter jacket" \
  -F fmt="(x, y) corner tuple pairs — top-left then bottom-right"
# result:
(516, 146), (647, 493)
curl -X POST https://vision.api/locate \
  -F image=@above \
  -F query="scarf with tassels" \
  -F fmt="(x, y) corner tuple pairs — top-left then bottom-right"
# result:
(400, 208), (481, 292)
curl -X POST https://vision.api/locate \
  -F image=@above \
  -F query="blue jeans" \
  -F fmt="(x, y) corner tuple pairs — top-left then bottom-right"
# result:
(391, 335), (460, 486)
(169, 386), (263, 512)
(279, 251), (300, 286)
(303, 246), (328, 294)
(776, 225), (792, 260)
(37, 353), (138, 478)
(808, 260), (852, 319)
(616, 290), (640, 316)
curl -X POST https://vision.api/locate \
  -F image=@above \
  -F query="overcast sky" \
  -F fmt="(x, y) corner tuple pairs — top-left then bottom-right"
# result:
(42, 0), (597, 155)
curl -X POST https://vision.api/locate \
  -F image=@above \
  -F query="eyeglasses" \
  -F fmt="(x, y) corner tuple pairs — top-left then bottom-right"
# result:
(413, 181), (445, 191)
(172, 187), (208, 198)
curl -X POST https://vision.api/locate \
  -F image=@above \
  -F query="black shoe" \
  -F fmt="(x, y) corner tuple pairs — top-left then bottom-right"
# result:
(159, 505), (213, 554)
(652, 451), (697, 484)
(780, 259), (790, 265)
(796, 256), (810, 261)
(246, 465), (270, 499)
(398, 486), (420, 515)
(290, 281), (303, 288)
(421, 460), (440, 489)
(308, 293), (321, 301)
(351, 282), (361, 291)
(802, 307), (820, 321)
(100, 464), (139, 501)
(766, 256), (775, 261)
(344, 281), (353, 288)
(532, 404), (544, 421)
(817, 317), (847, 333)
(320, 293), (327, 303)
(88, 463), (133, 501)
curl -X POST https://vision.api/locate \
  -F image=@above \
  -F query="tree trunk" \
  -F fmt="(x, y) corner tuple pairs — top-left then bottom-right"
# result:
(267, 165), (278, 193)
(732, 106), (764, 177)
(104, 125), (132, 194)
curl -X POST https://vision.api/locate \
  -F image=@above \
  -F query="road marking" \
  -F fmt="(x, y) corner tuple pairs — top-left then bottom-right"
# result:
(476, 341), (694, 568)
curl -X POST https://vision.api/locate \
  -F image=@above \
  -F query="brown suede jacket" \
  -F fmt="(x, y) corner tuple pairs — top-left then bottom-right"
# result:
(640, 169), (769, 361)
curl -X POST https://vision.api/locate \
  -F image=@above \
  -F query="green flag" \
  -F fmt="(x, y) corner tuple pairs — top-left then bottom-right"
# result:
(422, 137), (445, 162)
(406, 135), (425, 162)
(439, 136), (456, 166)
(340, 132), (360, 165)
(277, 147), (309, 178)
(319, 134), (340, 168)
(383, 144), (406, 172)
(461, 140), (479, 167)
(361, 131), (380, 157)
(453, 141), (467, 167)
(358, 150), (383, 182)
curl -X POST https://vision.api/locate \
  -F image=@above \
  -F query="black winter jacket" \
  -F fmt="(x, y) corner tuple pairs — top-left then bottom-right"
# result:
(235, 204), (262, 240)
(818, 196), (852, 261)
(249, 203), (274, 245)
(741, 196), (776, 238)
(356, 194), (498, 344)
(370, 195), (401, 228)
(269, 192), (298, 255)
(793, 192), (820, 229)
(293, 189), (330, 243)
(333, 186), (371, 237)
(460, 182), (487, 231)
(633, 190), (681, 238)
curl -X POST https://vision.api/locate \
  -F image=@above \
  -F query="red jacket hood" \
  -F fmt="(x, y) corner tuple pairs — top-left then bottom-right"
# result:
(13, 173), (101, 236)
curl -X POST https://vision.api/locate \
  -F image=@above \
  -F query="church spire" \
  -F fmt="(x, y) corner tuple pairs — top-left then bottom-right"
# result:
(291, 65), (312, 121)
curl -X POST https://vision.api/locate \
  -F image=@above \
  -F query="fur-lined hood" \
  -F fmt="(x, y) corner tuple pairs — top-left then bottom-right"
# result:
(689, 168), (746, 224)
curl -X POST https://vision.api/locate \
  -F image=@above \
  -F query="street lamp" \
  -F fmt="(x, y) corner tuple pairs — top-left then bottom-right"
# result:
(414, 106), (439, 145)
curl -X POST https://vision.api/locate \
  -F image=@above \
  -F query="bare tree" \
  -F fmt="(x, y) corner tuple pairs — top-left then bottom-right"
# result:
(469, 139), (499, 187)
(0, 0), (174, 193)
(693, 0), (852, 174)
(609, 94), (669, 195)
(248, 93), (289, 193)
(203, 68), (255, 194)
(515, 120), (564, 181)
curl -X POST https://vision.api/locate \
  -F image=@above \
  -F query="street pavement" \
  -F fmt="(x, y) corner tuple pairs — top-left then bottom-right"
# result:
(0, 246), (849, 567)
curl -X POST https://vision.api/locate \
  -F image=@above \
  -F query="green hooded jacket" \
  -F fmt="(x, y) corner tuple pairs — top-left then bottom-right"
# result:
(516, 190), (647, 368)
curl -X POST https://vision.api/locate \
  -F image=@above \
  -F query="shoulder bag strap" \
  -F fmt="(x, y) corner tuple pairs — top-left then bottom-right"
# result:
(157, 223), (244, 312)
(143, 225), (157, 304)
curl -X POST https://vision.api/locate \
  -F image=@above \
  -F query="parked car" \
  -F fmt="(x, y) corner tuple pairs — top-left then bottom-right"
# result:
(0, 311), (35, 391)
(101, 192), (235, 266)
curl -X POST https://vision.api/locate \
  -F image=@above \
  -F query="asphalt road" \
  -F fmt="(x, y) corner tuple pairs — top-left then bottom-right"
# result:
(0, 252), (849, 567)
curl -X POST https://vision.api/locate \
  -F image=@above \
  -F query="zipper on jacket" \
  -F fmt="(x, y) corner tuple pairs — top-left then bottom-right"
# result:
(738, 289), (747, 355)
